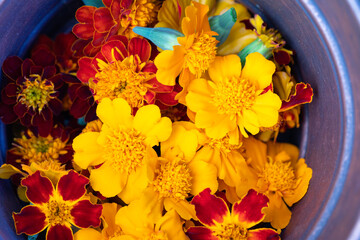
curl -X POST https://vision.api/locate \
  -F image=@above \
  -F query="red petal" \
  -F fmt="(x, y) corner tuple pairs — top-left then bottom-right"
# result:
(142, 61), (157, 73)
(129, 37), (151, 63)
(233, 189), (269, 228)
(84, 104), (97, 122)
(110, 0), (121, 20)
(280, 83), (314, 111)
(31, 48), (56, 67)
(22, 59), (35, 77)
(77, 85), (92, 99)
(103, 0), (112, 7)
(73, 23), (95, 40)
(248, 228), (280, 240)
(156, 92), (178, 106)
(77, 57), (97, 83)
(144, 91), (156, 104)
(191, 188), (228, 226)
(186, 227), (217, 240)
(261, 83), (273, 94)
(21, 171), (54, 204)
(13, 206), (48, 235)
(107, 35), (128, 46)
(57, 171), (89, 201)
(0, 103), (18, 124)
(92, 30), (108, 47)
(84, 43), (101, 57)
(46, 224), (73, 240)
(72, 39), (90, 57)
(71, 98), (91, 118)
(71, 200), (102, 228)
(94, 7), (115, 32)
(76, 6), (96, 23)
(2, 56), (23, 80)
(92, 51), (107, 70)
(101, 40), (128, 62)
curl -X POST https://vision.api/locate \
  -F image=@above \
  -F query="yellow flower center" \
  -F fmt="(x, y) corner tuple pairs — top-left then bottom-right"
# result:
(146, 231), (169, 240)
(212, 77), (256, 115)
(36, 160), (66, 171)
(152, 161), (192, 201)
(212, 222), (247, 240)
(129, 0), (160, 28)
(92, 55), (152, 108)
(259, 159), (296, 193)
(208, 135), (242, 153)
(104, 128), (147, 174)
(82, 119), (103, 133)
(13, 130), (68, 164)
(45, 198), (72, 226)
(184, 33), (218, 76)
(17, 74), (56, 112)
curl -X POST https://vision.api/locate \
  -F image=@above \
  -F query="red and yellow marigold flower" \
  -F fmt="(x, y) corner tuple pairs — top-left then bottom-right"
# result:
(186, 188), (280, 240)
(153, 2), (218, 92)
(186, 53), (281, 140)
(0, 50), (65, 136)
(237, 137), (312, 229)
(13, 171), (102, 240)
(73, 0), (161, 47)
(77, 36), (178, 110)
(72, 98), (172, 202)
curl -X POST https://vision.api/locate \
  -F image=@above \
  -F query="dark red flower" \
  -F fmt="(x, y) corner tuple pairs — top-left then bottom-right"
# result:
(13, 171), (102, 240)
(0, 50), (66, 136)
(76, 36), (179, 111)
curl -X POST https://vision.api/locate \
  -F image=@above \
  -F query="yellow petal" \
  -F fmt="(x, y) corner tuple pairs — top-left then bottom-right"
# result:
(241, 52), (276, 90)
(74, 228), (102, 240)
(90, 162), (127, 198)
(186, 78), (216, 112)
(72, 132), (104, 169)
(0, 164), (25, 179)
(208, 55), (241, 83)
(117, 164), (149, 204)
(203, 114), (237, 139)
(155, 210), (188, 240)
(155, 46), (185, 86)
(164, 198), (197, 220)
(188, 160), (218, 195)
(252, 92), (281, 127)
(241, 109), (260, 135)
(97, 98), (132, 129)
(264, 194), (292, 229)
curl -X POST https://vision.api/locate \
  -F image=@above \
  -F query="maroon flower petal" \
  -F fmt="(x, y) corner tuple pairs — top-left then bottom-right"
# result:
(191, 188), (228, 227)
(186, 226), (217, 240)
(84, 43), (101, 57)
(14, 102), (28, 118)
(21, 171), (54, 204)
(48, 98), (63, 115)
(92, 30), (109, 47)
(77, 57), (97, 83)
(84, 104), (97, 122)
(70, 200), (102, 228)
(248, 228), (280, 240)
(77, 85), (92, 100)
(94, 7), (114, 32)
(4, 83), (19, 97)
(20, 113), (32, 126)
(0, 103), (18, 124)
(70, 98), (91, 118)
(46, 224), (73, 240)
(129, 37), (151, 63)
(142, 61), (157, 73)
(13, 206), (48, 235)
(157, 92), (179, 106)
(30, 65), (44, 76)
(280, 83), (314, 111)
(2, 56), (23, 80)
(57, 171), (89, 201)
(22, 59), (35, 77)
(36, 116), (53, 137)
(43, 66), (57, 79)
(31, 48), (56, 67)
(273, 49), (291, 65)
(233, 189), (269, 228)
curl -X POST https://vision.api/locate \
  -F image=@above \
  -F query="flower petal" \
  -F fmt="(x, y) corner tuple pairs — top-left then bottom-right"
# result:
(46, 224), (73, 240)
(2, 56), (22, 80)
(21, 171), (54, 204)
(13, 206), (48, 235)
(233, 189), (269, 228)
(248, 228), (280, 240)
(208, 55), (241, 82)
(77, 57), (97, 83)
(280, 83), (314, 111)
(129, 37), (151, 63)
(94, 7), (114, 32)
(74, 228), (102, 240)
(71, 200), (102, 228)
(241, 52), (275, 90)
(188, 161), (218, 196)
(191, 188), (229, 226)
(96, 98), (132, 129)
(57, 171), (89, 201)
(186, 226), (217, 240)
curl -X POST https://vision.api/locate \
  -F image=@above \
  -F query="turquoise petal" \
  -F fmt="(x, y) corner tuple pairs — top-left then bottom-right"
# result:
(133, 27), (184, 51)
(209, 8), (237, 46)
(82, 0), (105, 7)
(238, 38), (272, 66)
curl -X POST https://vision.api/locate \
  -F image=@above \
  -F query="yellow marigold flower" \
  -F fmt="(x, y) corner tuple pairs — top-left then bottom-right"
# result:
(154, 2), (218, 88)
(72, 98), (172, 202)
(142, 121), (218, 220)
(236, 136), (312, 229)
(186, 52), (282, 139)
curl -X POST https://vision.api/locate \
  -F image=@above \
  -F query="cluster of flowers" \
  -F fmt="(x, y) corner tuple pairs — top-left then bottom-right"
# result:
(0, 0), (314, 239)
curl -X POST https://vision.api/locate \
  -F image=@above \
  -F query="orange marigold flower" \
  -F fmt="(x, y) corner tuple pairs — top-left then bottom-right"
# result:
(77, 36), (179, 110)
(13, 171), (102, 240)
(186, 188), (280, 240)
